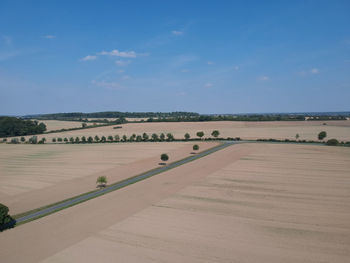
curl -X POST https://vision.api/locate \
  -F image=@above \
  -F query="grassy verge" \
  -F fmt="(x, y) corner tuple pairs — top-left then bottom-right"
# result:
(13, 141), (228, 226)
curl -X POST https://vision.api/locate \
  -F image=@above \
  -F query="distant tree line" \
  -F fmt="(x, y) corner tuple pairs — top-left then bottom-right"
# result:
(0, 117), (46, 137)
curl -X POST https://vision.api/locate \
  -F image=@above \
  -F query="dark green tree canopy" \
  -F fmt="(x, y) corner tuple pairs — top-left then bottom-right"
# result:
(0, 117), (46, 137)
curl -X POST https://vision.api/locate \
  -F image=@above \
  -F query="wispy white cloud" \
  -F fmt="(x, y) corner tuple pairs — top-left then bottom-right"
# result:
(172, 30), (184, 36)
(259, 76), (270, 81)
(207, 61), (215, 65)
(99, 49), (137, 58)
(43, 35), (56, 39)
(205, 82), (213, 88)
(115, 60), (131, 66)
(310, 68), (319, 74)
(81, 55), (97, 61)
(92, 80), (123, 90)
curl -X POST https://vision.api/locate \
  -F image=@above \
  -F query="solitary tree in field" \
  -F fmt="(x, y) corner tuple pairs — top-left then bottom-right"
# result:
(96, 176), (107, 188)
(160, 153), (169, 164)
(87, 136), (93, 143)
(184, 133), (190, 141)
(211, 130), (220, 138)
(142, 133), (149, 141)
(160, 133), (165, 141)
(193, 144), (199, 152)
(196, 131), (204, 139)
(94, 135), (100, 142)
(318, 131), (327, 140)
(151, 133), (159, 141)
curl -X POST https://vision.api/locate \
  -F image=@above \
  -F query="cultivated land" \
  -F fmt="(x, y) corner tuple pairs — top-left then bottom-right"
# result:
(31, 119), (87, 131)
(0, 141), (217, 214)
(5, 120), (350, 142)
(0, 143), (349, 262)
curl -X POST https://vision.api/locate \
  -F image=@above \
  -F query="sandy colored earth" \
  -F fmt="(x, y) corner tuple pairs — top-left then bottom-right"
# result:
(5, 120), (350, 143)
(0, 141), (216, 214)
(0, 143), (349, 262)
(32, 119), (87, 131)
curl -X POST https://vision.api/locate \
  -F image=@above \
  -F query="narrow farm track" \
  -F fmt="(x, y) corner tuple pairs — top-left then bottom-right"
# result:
(14, 141), (236, 225)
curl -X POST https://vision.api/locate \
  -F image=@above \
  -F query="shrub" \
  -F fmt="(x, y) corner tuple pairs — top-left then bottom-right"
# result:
(193, 144), (199, 151)
(29, 136), (38, 144)
(151, 133), (159, 141)
(211, 130), (220, 138)
(0, 203), (16, 231)
(326, 139), (339, 146)
(160, 153), (169, 162)
(10, 138), (19, 144)
(196, 131), (204, 139)
(96, 176), (107, 187)
(142, 133), (149, 141)
(166, 133), (174, 141)
(318, 131), (327, 140)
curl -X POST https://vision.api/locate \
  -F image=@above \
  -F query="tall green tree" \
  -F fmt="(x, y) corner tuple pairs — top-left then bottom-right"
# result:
(211, 130), (220, 138)
(196, 131), (204, 139)
(184, 133), (190, 140)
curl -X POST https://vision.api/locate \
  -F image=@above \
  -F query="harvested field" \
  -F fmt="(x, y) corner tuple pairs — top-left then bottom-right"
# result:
(0, 141), (217, 214)
(5, 120), (350, 143)
(33, 119), (87, 131)
(0, 143), (349, 262)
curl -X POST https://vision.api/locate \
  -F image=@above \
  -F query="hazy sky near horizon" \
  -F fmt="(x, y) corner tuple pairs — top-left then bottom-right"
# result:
(1, 0), (349, 115)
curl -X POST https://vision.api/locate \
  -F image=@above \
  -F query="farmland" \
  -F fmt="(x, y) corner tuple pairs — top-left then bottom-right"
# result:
(0, 143), (349, 262)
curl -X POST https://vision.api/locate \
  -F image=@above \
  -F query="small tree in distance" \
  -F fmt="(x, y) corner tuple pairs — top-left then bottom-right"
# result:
(184, 133), (190, 141)
(318, 131), (327, 140)
(87, 136), (93, 143)
(193, 144), (199, 152)
(20, 136), (26, 142)
(196, 131), (204, 139)
(94, 135), (100, 142)
(96, 176), (107, 188)
(160, 153), (169, 164)
(295, 134), (300, 140)
(211, 130), (220, 138)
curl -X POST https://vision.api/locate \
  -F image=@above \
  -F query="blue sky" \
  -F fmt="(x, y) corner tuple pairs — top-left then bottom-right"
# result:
(0, 0), (349, 115)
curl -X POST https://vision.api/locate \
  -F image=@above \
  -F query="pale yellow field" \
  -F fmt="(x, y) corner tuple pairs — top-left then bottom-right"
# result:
(0, 141), (217, 214)
(8, 120), (350, 143)
(32, 119), (87, 131)
(1, 143), (349, 263)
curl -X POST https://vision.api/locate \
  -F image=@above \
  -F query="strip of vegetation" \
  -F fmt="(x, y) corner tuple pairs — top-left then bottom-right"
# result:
(12, 142), (230, 226)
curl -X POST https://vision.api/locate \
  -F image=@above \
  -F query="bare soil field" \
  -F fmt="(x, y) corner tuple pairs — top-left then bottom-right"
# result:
(33, 119), (86, 131)
(6, 120), (350, 143)
(0, 143), (349, 263)
(0, 141), (216, 214)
